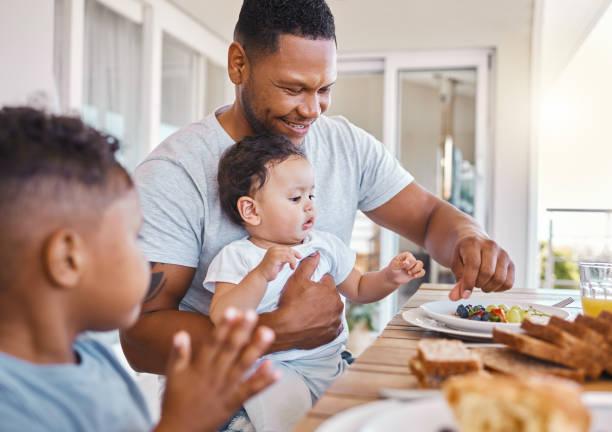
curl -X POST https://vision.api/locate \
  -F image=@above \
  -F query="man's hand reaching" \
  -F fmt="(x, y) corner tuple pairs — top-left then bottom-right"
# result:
(155, 308), (280, 432)
(448, 235), (515, 301)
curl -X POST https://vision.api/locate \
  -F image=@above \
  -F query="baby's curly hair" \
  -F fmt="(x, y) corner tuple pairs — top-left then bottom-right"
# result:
(234, 0), (335, 60)
(218, 133), (306, 225)
(0, 106), (132, 211)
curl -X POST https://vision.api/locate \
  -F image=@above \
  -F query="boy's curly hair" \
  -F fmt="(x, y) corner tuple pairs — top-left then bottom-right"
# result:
(218, 133), (305, 225)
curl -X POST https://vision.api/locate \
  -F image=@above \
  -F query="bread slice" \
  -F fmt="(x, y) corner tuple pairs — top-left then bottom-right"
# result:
(547, 315), (612, 375)
(417, 338), (483, 376)
(444, 373), (591, 432)
(409, 357), (445, 389)
(476, 347), (585, 382)
(575, 314), (612, 343)
(548, 315), (606, 347)
(520, 319), (603, 378)
(492, 328), (595, 378)
(597, 310), (612, 323)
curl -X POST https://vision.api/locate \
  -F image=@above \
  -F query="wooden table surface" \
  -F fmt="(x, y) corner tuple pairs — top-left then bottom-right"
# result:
(293, 283), (612, 432)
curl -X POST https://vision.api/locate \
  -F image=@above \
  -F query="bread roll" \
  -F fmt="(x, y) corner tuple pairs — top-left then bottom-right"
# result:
(443, 373), (590, 432)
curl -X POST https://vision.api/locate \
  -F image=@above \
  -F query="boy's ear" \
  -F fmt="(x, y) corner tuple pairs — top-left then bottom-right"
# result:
(227, 41), (249, 85)
(43, 229), (84, 289)
(237, 196), (261, 227)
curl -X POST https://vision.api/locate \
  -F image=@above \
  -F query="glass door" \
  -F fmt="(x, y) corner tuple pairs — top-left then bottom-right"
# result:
(385, 51), (492, 311)
(335, 50), (492, 323)
(396, 68), (478, 304)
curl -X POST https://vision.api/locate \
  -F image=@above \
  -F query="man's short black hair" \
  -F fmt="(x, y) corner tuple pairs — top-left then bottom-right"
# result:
(218, 133), (306, 225)
(0, 106), (132, 214)
(234, 0), (336, 59)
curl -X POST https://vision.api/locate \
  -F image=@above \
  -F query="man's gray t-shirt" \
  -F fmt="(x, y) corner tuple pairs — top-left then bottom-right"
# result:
(135, 107), (413, 314)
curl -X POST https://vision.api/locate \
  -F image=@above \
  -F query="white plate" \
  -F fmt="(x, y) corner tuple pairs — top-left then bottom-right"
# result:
(402, 308), (493, 341)
(420, 299), (570, 334)
(314, 400), (406, 432)
(359, 397), (455, 431)
(316, 394), (612, 432)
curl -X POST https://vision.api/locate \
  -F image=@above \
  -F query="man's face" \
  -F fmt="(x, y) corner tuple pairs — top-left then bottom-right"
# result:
(240, 34), (337, 146)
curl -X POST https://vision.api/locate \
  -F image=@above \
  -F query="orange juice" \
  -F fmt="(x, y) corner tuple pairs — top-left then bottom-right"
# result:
(581, 296), (612, 317)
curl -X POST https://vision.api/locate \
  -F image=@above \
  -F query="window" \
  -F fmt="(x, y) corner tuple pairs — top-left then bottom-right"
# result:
(159, 33), (199, 142)
(82, 0), (142, 170)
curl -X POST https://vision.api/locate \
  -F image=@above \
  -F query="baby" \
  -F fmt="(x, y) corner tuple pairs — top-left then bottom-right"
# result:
(0, 107), (278, 431)
(204, 133), (425, 431)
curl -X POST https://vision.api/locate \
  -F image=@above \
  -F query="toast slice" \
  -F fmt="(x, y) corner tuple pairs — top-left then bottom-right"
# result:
(476, 346), (585, 382)
(597, 310), (612, 323)
(492, 328), (594, 377)
(547, 315), (612, 375)
(417, 338), (483, 376)
(575, 314), (612, 343)
(521, 319), (604, 378)
(409, 357), (445, 389)
(548, 315), (606, 347)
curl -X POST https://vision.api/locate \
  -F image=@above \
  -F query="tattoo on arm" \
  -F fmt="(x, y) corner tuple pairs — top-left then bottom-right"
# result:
(145, 262), (167, 303)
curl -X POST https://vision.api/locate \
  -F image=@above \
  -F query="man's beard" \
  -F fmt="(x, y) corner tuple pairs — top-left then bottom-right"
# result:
(241, 83), (269, 136)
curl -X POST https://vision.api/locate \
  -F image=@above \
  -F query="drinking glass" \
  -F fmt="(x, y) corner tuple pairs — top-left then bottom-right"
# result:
(579, 262), (612, 317)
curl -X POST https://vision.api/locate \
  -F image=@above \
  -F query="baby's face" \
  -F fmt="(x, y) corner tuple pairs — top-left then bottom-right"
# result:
(253, 156), (317, 245)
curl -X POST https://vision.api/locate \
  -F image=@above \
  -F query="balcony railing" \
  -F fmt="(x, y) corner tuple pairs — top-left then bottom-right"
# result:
(542, 208), (612, 289)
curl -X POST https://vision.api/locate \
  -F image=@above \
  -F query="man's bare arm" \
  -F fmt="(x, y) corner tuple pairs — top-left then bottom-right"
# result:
(366, 182), (514, 299)
(120, 263), (207, 374)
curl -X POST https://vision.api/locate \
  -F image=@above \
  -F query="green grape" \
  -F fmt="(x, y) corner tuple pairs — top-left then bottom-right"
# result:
(486, 305), (495, 312)
(498, 304), (509, 313)
(507, 309), (521, 323)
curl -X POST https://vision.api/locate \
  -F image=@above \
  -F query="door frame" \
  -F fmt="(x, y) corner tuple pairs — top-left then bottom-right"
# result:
(338, 49), (494, 326)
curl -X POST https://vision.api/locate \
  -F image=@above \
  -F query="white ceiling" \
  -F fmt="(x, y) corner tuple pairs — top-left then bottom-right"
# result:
(168, 0), (534, 53)
(168, 0), (242, 42)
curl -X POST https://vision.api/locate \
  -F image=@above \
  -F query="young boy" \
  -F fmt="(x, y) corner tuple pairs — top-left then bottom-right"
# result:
(0, 107), (279, 431)
(204, 134), (426, 431)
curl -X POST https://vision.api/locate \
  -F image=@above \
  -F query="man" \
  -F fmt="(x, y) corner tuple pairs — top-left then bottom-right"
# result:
(121, 0), (514, 377)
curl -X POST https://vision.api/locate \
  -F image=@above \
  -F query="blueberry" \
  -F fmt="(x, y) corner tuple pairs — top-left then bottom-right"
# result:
(482, 312), (490, 321)
(471, 315), (482, 321)
(456, 305), (468, 318)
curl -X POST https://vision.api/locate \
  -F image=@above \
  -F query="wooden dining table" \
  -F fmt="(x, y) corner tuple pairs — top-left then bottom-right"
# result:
(293, 283), (612, 431)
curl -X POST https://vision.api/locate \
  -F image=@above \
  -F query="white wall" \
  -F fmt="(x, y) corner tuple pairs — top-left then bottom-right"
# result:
(0, 0), (56, 108)
(538, 5), (612, 211)
(538, 0), (612, 94)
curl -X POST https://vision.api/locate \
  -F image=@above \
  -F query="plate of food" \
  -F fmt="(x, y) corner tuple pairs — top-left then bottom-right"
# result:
(419, 299), (570, 334)
(402, 308), (493, 341)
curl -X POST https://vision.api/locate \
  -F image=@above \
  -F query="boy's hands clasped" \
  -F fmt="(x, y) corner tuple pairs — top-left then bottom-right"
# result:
(385, 251), (426, 285)
(157, 308), (280, 432)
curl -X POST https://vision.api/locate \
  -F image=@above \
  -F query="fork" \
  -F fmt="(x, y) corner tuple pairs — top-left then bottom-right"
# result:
(551, 297), (575, 308)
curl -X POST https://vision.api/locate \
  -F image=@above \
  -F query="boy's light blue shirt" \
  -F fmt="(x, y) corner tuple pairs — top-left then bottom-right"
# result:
(0, 337), (153, 432)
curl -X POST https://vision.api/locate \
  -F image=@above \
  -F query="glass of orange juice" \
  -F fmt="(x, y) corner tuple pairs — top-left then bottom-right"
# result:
(579, 262), (612, 317)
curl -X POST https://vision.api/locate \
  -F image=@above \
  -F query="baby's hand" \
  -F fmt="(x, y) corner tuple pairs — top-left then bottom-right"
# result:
(256, 246), (303, 282)
(386, 251), (426, 285)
